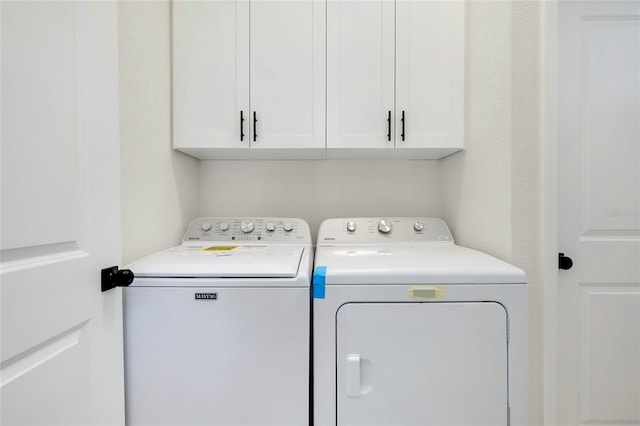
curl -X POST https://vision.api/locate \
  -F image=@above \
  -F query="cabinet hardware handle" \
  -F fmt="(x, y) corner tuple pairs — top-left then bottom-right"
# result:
(253, 111), (257, 142)
(401, 110), (405, 141)
(240, 111), (245, 141)
(387, 110), (391, 142)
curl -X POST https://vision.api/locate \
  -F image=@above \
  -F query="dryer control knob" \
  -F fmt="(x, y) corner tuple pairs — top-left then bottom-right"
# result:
(240, 220), (254, 233)
(346, 221), (357, 232)
(219, 222), (230, 232)
(413, 222), (425, 232)
(265, 222), (276, 232)
(201, 222), (212, 232)
(378, 219), (392, 234)
(283, 222), (294, 232)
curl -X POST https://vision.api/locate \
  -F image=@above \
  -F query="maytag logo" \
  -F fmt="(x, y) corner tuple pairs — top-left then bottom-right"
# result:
(195, 293), (217, 300)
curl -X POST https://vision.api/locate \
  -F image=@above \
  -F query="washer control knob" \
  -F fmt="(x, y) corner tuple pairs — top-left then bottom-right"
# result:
(200, 222), (212, 232)
(413, 222), (425, 232)
(283, 222), (294, 232)
(219, 222), (230, 232)
(240, 220), (254, 234)
(346, 221), (357, 232)
(265, 222), (276, 232)
(378, 219), (392, 234)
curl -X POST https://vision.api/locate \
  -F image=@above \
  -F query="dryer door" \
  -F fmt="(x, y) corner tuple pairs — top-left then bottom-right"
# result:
(336, 302), (508, 426)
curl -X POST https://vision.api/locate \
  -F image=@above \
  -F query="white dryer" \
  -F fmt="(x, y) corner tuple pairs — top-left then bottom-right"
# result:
(124, 217), (312, 426)
(313, 218), (527, 426)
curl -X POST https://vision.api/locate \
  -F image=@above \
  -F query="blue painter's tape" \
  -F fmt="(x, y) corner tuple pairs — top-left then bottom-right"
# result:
(313, 266), (327, 299)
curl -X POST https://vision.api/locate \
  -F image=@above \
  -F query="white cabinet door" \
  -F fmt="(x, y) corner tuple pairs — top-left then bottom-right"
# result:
(327, 0), (395, 150)
(395, 0), (464, 150)
(173, 0), (324, 158)
(327, 0), (464, 158)
(336, 302), (508, 426)
(1, 2), (123, 424)
(172, 1), (249, 152)
(251, 0), (325, 151)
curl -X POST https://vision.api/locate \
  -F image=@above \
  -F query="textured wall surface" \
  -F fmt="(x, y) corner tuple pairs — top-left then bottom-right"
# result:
(511, 2), (542, 424)
(441, 2), (543, 423)
(199, 160), (442, 241)
(440, 1), (513, 260)
(119, 1), (199, 264)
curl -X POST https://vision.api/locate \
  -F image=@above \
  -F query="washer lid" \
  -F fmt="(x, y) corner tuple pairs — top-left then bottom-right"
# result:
(314, 244), (526, 284)
(129, 244), (305, 278)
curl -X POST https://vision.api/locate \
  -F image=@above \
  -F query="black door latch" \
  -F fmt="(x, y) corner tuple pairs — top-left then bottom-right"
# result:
(101, 266), (134, 292)
(558, 253), (573, 270)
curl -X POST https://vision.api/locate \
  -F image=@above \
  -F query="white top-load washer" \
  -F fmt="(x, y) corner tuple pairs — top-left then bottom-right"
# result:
(313, 218), (528, 426)
(124, 217), (312, 426)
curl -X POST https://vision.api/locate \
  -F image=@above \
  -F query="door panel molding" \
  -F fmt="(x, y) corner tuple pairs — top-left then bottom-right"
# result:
(578, 285), (640, 423)
(0, 322), (87, 388)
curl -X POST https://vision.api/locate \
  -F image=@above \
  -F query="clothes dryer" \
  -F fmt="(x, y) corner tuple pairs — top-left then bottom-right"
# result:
(124, 217), (312, 426)
(313, 218), (527, 426)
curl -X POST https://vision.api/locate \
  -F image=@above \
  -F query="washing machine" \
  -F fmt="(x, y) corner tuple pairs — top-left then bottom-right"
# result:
(124, 217), (312, 426)
(313, 218), (528, 426)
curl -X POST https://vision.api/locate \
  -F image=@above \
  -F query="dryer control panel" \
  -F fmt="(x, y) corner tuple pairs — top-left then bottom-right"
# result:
(184, 217), (311, 243)
(317, 217), (454, 244)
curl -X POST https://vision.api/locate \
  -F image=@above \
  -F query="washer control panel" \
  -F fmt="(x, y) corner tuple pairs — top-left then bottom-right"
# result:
(184, 217), (311, 243)
(317, 218), (454, 244)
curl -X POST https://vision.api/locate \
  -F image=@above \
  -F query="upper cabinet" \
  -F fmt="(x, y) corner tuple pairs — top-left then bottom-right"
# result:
(172, 0), (326, 159)
(172, 0), (464, 160)
(326, 0), (465, 159)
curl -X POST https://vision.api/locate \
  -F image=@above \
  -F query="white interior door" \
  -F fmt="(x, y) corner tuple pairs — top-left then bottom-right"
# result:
(556, 1), (640, 424)
(250, 0), (325, 150)
(1, 2), (124, 424)
(327, 0), (395, 149)
(336, 302), (508, 426)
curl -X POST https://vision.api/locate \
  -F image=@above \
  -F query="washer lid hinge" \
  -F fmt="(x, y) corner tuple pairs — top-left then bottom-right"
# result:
(507, 404), (511, 426)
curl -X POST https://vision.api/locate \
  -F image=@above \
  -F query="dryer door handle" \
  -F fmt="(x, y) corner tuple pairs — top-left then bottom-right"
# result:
(345, 354), (361, 397)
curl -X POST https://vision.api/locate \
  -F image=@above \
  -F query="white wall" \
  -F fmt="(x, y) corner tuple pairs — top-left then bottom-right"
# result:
(119, 1), (199, 264)
(199, 160), (442, 240)
(441, 2), (543, 424)
(511, 2), (542, 424)
(441, 1), (512, 260)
